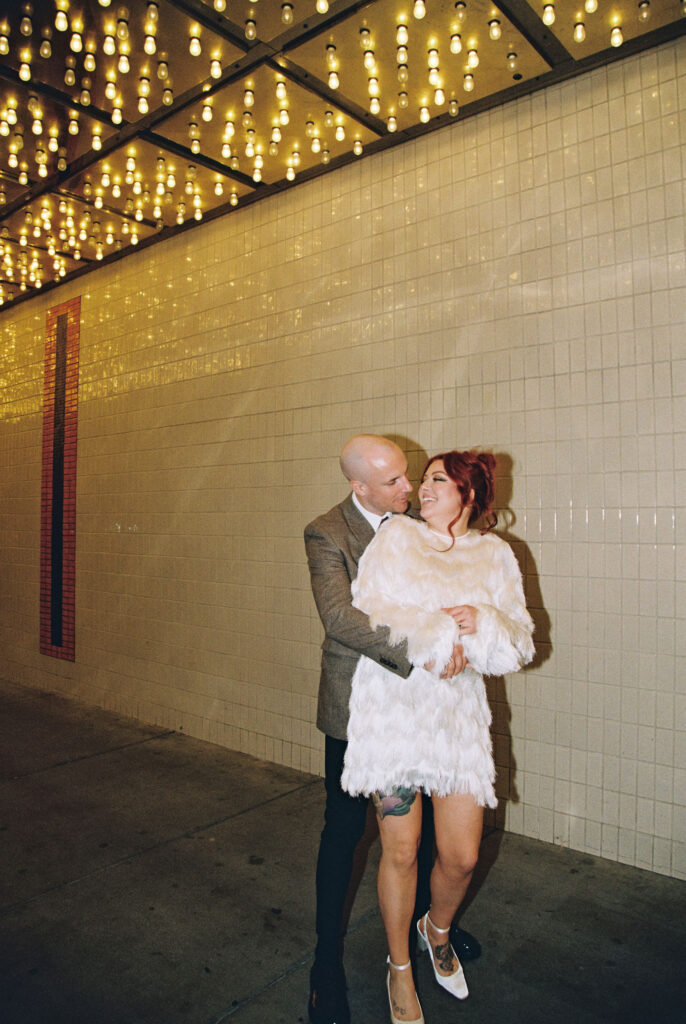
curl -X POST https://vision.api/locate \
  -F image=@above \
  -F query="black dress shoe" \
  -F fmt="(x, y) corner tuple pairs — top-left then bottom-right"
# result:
(450, 924), (482, 961)
(308, 959), (351, 1024)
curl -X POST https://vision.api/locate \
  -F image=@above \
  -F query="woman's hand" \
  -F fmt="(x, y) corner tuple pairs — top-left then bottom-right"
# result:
(443, 604), (478, 635)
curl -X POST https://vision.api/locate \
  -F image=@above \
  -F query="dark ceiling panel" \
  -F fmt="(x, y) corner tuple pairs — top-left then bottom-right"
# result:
(0, 0), (684, 309)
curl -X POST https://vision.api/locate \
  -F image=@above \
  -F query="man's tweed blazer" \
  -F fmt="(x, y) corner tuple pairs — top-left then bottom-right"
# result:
(304, 493), (413, 740)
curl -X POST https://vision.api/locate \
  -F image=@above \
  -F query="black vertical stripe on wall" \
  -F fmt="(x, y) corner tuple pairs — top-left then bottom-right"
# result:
(50, 312), (68, 647)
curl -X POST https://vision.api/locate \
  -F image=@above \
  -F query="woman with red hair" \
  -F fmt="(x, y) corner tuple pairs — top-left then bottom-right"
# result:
(341, 451), (534, 1024)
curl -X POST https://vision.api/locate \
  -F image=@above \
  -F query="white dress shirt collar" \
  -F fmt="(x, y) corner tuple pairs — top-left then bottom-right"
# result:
(352, 491), (390, 532)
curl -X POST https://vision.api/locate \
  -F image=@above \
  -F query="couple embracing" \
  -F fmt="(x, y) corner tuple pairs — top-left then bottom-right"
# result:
(305, 435), (534, 1024)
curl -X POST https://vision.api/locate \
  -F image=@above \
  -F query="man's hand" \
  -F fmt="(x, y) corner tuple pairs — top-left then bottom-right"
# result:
(423, 644), (469, 677)
(440, 642), (469, 678)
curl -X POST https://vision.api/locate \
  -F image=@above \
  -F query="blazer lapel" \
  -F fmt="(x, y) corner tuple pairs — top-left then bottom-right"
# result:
(340, 493), (374, 561)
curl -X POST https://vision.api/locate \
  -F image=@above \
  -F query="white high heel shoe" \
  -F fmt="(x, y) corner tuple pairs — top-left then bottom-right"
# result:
(416, 911), (469, 1000)
(386, 956), (424, 1024)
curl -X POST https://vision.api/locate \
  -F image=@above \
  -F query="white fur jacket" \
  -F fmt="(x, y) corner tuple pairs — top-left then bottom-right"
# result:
(341, 516), (535, 803)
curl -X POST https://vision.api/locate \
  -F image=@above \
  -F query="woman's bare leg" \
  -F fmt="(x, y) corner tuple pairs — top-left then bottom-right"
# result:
(374, 789), (423, 1021)
(424, 792), (483, 973)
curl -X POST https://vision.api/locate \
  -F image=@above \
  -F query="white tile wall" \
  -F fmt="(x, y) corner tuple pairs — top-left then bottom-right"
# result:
(1, 39), (684, 877)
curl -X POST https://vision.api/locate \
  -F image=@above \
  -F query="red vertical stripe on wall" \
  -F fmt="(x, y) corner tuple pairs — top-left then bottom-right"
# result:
(40, 297), (81, 660)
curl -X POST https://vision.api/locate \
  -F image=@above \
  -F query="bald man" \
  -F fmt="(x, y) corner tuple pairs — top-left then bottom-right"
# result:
(304, 436), (478, 1024)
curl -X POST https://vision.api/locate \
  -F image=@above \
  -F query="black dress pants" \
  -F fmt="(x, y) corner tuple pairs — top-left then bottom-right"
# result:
(315, 735), (435, 961)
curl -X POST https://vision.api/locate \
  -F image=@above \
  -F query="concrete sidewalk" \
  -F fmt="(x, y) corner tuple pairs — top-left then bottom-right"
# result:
(1, 677), (684, 1024)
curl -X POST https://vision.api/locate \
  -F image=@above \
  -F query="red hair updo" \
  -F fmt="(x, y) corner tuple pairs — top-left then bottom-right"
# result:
(421, 450), (497, 535)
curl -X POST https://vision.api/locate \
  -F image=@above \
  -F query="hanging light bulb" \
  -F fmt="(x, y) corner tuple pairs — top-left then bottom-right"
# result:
(434, 88), (445, 105)
(163, 88), (173, 105)
(573, 21), (586, 42)
(450, 34), (462, 54)
(105, 79), (116, 100)
(316, 1), (329, 13)
(542, 4), (555, 26)
(467, 49), (479, 69)
(335, 124), (345, 141)
(64, 55), (76, 86)
(157, 59), (168, 79)
(353, 139), (363, 155)
(397, 24), (409, 45)
(489, 20), (501, 40)
(202, 102), (213, 122)
(279, 107), (290, 125)
(138, 95), (149, 114)
(244, 88), (254, 107)
(328, 70), (339, 88)
(370, 97), (380, 114)
(103, 34), (115, 55)
(40, 30), (53, 59)
(144, 34), (156, 55)
(189, 32), (201, 56)
(419, 106), (430, 123)
(584, 0), (598, 12)
(84, 47), (96, 72)
(118, 51), (130, 74)
(116, 12), (129, 40)
(55, 2), (69, 32)
(364, 49), (376, 71)
(281, 3), (293, 24)
(463, 73), (474, 91)
(211, 59), (221, 78)
(413, 0), (426, 18)
(70, 31), (83, 53)
(610, 25), (623, 46)
(638, 0), (651, 21)
(449, 99), (459, 117)
(245, 19), (256, 40)
(19, 60), (32, 82)
(214, 0), (226, 10)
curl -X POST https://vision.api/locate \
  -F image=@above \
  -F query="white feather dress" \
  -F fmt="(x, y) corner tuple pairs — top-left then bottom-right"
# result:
(341, 516), (535, 807)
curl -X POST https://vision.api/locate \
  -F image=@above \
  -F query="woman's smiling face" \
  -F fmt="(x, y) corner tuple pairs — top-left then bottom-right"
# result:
(419, 459), (469, 535)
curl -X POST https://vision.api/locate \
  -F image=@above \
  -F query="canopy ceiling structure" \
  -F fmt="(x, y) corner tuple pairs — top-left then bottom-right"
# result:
(0, 0), (684, 310)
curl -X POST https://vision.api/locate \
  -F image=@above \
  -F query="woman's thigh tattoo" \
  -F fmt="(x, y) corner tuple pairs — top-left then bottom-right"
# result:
(372, 786), (418, 819)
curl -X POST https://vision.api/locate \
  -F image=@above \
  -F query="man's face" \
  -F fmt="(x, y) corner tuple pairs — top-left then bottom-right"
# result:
(355, 449), (413, 516)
